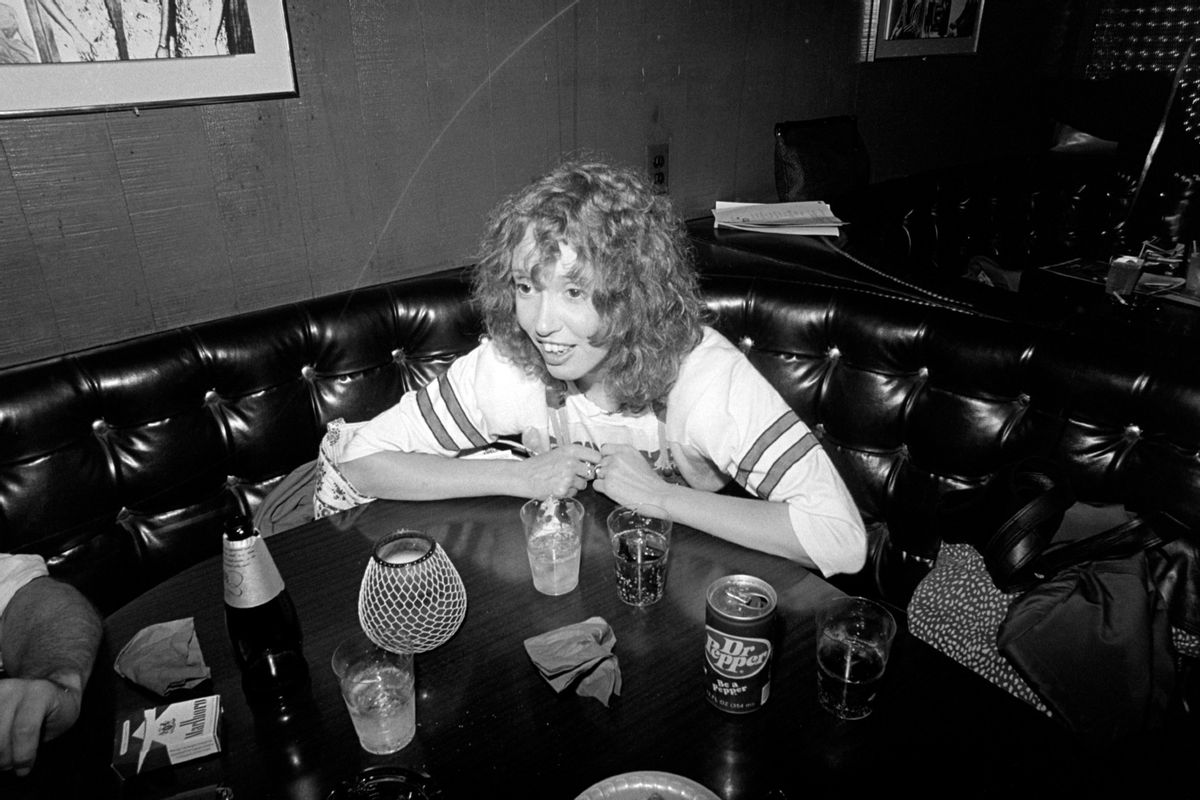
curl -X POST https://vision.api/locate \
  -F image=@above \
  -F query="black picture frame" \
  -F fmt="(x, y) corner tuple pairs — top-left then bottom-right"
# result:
(866, 0), (985, 61)
(0, 0), (296, 117)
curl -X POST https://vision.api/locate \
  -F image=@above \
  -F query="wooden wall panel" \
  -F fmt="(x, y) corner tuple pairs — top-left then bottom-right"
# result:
(732, 1), (811, 199)
(420, 2), (498, 267)
(107, 107), (234, 330)
(200, 101), (311, 313)
(0, 0), (1059, 369)
(283, 0), (377, 298)
(5, 117), (151, 354)
(348, 0), (445, 287)
(673, 0), (753, 210)
(484, 0), (565, 199)
(552, 0), (581, 156)
(0, 139), (59, 364)
(575, 0), (647, 167)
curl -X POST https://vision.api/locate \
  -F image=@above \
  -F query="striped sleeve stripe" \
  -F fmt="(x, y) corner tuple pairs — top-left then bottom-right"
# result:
(735, 410), (819, 496)
(416, 382), (460, 451)
(755, 432), (820, 497)
(438, 377), (489, 448)
(735, 411), (797, 484)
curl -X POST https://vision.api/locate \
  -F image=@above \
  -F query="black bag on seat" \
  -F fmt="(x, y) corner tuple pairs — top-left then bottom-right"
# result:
(997, 514), (1185, 743)
(910, 456), (1199, 741)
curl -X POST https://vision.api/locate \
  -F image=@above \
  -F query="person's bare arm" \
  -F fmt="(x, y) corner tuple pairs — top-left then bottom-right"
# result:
(594, 445), (815, 564)
(0, 576), (101, 777)
(340, 444), (601, 501)
(594, 443), (864, 573)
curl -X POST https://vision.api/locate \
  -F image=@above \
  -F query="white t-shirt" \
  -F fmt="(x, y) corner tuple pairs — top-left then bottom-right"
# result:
(0, 553), (49, 670)
(337, 327), (866, 576)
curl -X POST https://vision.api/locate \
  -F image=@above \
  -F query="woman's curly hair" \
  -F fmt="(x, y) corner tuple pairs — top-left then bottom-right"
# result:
(472, 159), (706, 414)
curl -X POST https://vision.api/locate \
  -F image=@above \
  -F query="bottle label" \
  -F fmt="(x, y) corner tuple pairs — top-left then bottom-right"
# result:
(223, 536), (285, 608)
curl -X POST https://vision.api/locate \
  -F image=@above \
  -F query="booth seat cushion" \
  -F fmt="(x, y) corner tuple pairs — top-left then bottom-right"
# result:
(699, 268), (1200, 603)
(5, 259), (1200, 613)
(0, 269), (481, 613)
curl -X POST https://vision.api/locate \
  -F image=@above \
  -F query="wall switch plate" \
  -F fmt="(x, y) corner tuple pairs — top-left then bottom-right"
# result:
(647, 142), (669, 194)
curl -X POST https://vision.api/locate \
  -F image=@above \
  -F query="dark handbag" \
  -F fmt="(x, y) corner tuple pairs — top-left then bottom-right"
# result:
(930, 456), (1198, 740)
(935, 456), (1076, 592)
(996, 514), (1186, 742)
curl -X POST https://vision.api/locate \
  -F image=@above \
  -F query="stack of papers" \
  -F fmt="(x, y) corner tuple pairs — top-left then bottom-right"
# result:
(712, 200), (844, 236)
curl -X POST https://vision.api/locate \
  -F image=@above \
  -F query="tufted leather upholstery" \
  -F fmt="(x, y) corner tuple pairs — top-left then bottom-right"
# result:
(4, 258), (1200, 614)
(0, 270), (481, 613)
(844, 152), (1198, 283)
(699, 265), (1200, 601)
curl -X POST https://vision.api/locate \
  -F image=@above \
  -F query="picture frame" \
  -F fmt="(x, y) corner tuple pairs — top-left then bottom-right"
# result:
(0, 1), (296, 118)
(865, 0), (985, 61)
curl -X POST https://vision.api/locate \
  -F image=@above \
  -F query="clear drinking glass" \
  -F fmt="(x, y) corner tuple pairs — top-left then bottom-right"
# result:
(1105, 255), (1144, 298)
(815, 596), (897, 720)
(520, 497), (584, 596)
(606, 505), (672, 607)
(331, 632), (416, 754)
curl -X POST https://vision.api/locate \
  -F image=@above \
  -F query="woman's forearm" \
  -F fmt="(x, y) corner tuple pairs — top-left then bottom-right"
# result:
(650, 484), (818, 567)
(340, 451), (528, 500)
(341, 444), (600, 502)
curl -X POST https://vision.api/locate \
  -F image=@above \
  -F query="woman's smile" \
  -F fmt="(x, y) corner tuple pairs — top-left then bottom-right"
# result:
(512, 231), (611, 392)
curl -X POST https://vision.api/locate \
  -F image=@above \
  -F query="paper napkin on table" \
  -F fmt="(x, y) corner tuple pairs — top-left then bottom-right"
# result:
(114, 617), (212, 696)
(523, 616), (622, 706)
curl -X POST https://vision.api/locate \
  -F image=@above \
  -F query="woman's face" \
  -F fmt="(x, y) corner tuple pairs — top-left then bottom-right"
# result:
(512, 230), (610, 394)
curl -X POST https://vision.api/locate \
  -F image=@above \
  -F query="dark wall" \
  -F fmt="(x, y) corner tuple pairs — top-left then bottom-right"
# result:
(0, 1), (1058, 369)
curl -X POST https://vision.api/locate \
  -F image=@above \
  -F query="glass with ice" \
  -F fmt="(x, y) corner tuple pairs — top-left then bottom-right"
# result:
(606, 504), (672, 607)
(331, 632), (416, 754)
(520, 496), (584, 595)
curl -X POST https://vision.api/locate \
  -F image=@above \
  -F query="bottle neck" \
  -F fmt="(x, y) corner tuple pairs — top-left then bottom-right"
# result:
(225, 516), (257, 542)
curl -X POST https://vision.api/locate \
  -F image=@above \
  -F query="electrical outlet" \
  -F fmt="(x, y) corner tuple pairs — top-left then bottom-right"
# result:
(647, 142), (669, 194)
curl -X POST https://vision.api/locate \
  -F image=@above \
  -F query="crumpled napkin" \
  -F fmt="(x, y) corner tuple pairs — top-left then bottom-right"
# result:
(523, 616), (621, 706)
(114, 617), (211, 696)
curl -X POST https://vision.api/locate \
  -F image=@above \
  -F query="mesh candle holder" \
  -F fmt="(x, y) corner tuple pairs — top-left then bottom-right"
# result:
(358, 531), (467, 653)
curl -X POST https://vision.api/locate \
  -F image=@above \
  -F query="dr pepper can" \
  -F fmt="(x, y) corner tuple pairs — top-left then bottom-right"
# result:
(704, 574), (778, 713)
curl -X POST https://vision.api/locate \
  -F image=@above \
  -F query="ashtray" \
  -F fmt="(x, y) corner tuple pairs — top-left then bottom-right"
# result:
(326, 766), (443, 800)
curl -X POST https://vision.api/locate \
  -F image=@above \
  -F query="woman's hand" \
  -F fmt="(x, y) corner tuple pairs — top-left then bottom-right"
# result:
(520, 444), (600, 498)
(592, 443), (671, 508)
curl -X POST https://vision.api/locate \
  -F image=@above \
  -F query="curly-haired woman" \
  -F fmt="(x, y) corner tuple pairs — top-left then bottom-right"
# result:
(325, 159), (865, 576)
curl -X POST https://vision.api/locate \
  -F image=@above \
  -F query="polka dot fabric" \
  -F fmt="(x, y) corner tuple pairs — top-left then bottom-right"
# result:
(908, 543), (1049, 714)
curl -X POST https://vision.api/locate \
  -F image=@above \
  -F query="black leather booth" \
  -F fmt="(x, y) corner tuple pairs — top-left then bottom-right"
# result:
(4, 254), (1200, 614)
(0, 271), (480, 613)
(841, 151), (1198, 288)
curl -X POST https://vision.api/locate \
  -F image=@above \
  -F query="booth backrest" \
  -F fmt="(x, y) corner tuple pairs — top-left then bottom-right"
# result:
(0, 270), (482, 613)
(4, 261), (1200, 612)
(699, 267), (1200, 599)
(845, 153), (1198, 282)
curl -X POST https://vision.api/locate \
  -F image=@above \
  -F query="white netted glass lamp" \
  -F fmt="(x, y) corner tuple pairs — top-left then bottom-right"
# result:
(358, 530), (467, 653)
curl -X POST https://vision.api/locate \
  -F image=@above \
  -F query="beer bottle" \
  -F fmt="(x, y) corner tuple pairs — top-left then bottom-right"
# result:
(222, 512), (310, 702)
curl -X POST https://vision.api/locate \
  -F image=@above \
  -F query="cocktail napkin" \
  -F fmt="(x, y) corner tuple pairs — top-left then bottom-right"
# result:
(523, 616), (621, 706)
(114, 617), (211, 696)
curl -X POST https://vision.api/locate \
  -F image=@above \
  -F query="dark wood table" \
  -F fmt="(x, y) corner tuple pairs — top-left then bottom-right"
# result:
(4, 490), (1175, 799)
(1019, 259), (1200, 346)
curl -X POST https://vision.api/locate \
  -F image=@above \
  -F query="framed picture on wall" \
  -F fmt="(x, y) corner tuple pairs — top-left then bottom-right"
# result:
(865, 0), (985, 61)
(0, 0), (296, 117)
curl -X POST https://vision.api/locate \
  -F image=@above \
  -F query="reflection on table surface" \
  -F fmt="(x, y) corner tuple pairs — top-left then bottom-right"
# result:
(5, 489), (1101, 800)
